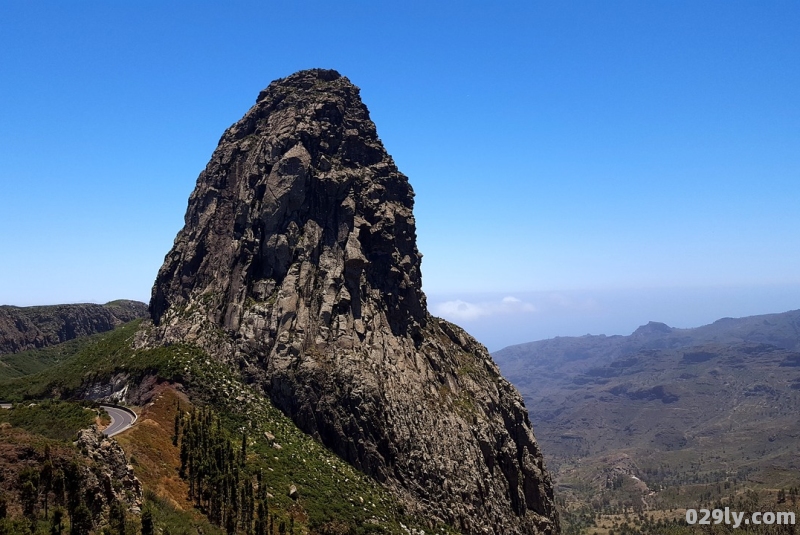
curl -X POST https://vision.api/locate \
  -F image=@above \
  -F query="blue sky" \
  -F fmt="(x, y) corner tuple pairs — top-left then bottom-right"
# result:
(1, 1), (798, 349)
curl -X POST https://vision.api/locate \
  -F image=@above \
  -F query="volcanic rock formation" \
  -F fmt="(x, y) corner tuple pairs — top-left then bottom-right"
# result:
(144, 69), (558, 534)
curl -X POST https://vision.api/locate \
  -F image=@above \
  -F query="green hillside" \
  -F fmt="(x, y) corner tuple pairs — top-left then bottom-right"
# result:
(0, 332), (106, 382)
(0, 321), (458, 534)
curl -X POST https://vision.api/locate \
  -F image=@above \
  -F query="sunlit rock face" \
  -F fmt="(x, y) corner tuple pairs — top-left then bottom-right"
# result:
(146, 69), (559, 534)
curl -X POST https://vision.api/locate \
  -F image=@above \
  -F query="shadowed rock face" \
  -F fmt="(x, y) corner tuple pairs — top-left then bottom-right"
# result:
(145, 69), (558, 534)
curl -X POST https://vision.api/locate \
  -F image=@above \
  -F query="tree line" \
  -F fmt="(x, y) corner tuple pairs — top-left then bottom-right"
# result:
(175, 404), (292, 535)
(0, 444), (132, 535)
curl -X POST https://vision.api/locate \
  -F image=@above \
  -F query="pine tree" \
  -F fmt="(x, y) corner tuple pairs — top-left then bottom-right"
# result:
(70, 503), (93, 535)
(179, 438), (189, 479)
(141, 507), (154, 535)
(49, 507), (65, 535)
(225, 506), (236, 534)
(52, 468), (65, 507)
(109, 500), (127, 535)
(255, 500), (267, 535)
(177, 405), (268, 533)
(41, 453), (54, 518)
(18, 467), (40, 522)
(240, 430), (247, 467)
(173, 411), (181, 447)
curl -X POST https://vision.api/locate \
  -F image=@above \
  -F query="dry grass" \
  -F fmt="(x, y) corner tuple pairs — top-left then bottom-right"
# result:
(114, 384), (195, 512)
(96, 409), (112, 429)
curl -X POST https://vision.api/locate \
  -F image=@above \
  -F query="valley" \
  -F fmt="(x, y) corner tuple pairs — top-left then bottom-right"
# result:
(494, 310), (800, 532)
(3, 307), (799, 534)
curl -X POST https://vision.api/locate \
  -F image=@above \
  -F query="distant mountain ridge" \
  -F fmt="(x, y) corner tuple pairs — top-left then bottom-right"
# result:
(496, 309), (800, 376)
(493, 309), (800, 508)
(0, 300), (148, 354)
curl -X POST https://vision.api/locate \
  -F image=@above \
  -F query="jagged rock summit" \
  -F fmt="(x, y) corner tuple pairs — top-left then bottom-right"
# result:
(144, 69), (558, 534)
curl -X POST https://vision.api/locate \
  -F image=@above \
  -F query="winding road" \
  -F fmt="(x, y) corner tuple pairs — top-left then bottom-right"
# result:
(100, 405), (137, 437)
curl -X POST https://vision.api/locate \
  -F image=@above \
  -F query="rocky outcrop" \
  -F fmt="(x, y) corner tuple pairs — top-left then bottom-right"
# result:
(142, 69), (558, 533)
(79, 373), (164, 406)
(0, 424), (141, 529)
(76, 426), (143, 514)
(0, 300), (148, 354)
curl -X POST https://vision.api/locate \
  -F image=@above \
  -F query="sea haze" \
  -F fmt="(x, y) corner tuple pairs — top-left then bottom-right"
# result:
(428, 283), (800, 351)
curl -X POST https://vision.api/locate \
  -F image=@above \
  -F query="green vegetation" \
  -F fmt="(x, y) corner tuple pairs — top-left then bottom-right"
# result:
(557, 471), (800, 534)
(0, 441), (132, 535)
(0, 400), (96, 441)
(142, 490), (224, 535)
(0, 321), (460, 534)
(0, 320), (189, 402)
(560, 490), (800, 534)
(176, 405), (262, 531)
(173, 349), (455, 534)
(0, 333), (100, 382)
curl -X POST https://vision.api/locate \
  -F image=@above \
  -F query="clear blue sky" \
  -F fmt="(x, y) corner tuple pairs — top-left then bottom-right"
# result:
(2, 1), (799, 349)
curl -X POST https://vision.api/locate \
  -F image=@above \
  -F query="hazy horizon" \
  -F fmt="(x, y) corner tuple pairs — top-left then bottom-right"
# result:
(5, 283), (799, 353)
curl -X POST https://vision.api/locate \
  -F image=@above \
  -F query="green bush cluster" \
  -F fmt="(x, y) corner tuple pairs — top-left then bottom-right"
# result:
(0, 401), (95, 441)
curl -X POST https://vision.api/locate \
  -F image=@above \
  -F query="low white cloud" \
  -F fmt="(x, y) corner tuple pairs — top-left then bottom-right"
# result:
(433, 296), (536, 322)
(545, 292), (600, 311)
(435, 300), (490, 321)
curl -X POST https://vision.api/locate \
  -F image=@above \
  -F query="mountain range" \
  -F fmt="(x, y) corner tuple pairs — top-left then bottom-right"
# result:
(493, 309), (800, 511)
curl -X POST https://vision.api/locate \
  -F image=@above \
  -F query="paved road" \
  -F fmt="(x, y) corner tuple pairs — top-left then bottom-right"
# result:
(0, 403), (11, 409)
(101, 405), (137, 437)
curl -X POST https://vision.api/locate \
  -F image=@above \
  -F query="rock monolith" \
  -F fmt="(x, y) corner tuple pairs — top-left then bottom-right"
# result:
(146, 69), (558, 534)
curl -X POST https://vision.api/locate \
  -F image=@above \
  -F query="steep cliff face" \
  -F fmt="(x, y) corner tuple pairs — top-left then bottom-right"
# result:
(144, 69), (558, 534)
(0, 301), (148, 355)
